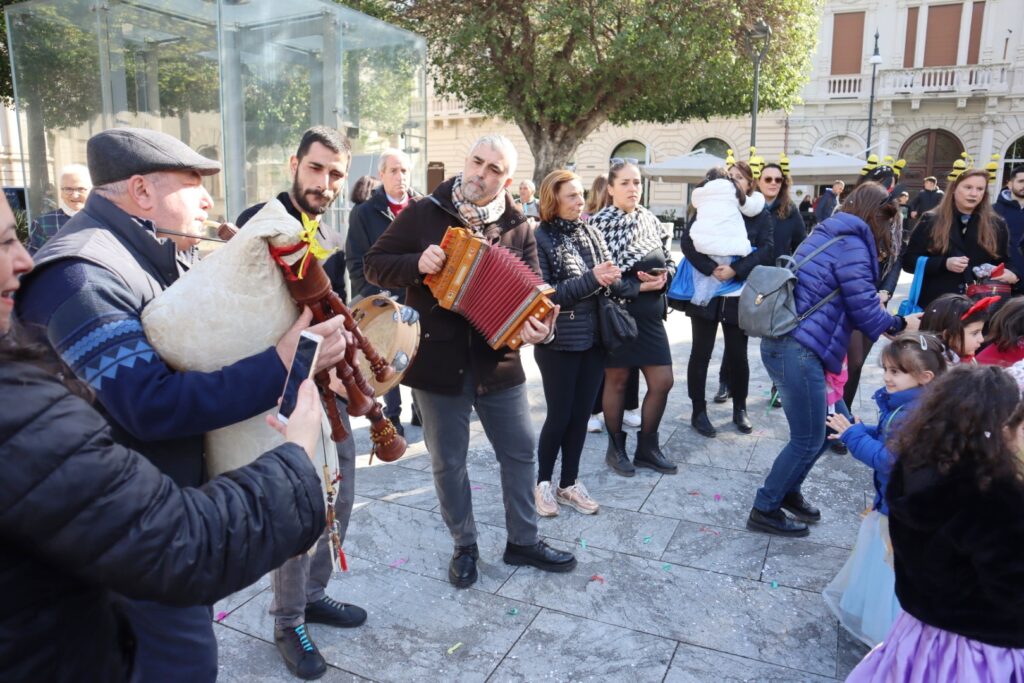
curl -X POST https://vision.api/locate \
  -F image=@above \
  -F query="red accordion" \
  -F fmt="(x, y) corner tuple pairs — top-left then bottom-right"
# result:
(425, 227), (555, 350)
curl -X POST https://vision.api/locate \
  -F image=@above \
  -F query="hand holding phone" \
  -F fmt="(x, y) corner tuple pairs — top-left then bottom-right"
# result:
(646, 267), (667, 275)
(267, 379), (323, 458)
(277, 330), (323, 424)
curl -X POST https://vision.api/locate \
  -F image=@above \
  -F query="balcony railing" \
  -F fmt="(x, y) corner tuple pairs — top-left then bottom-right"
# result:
(428, 97), (481, 118)
(827, 75), (864, 98)
(877, 63), (1009, 97)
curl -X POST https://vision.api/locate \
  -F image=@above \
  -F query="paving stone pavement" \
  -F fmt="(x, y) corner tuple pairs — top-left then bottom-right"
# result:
(214, 267), (912, 682)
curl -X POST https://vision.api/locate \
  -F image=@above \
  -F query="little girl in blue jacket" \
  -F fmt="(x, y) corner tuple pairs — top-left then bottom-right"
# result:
(822, 332), (948, 647)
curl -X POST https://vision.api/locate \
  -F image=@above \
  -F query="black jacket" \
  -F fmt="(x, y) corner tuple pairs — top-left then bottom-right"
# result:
(887, 461), (1024, 648)
(768, 201), (807, 260)
(534, 221), (633, 352)
(909, 188), (944, 217)
(0, 362), (326, 682)
(363, 177), (538, 395)
(346, 187), (421, 302)
(902, 210), (1014, 307)
(814, 189), (838, 222)
(679, 208), (774, 324)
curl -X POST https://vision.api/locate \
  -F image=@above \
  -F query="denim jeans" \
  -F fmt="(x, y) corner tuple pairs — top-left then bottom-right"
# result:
(754, 335), (828, 512)
(112, 599), (217, 683)
(413, 376), (540, 547)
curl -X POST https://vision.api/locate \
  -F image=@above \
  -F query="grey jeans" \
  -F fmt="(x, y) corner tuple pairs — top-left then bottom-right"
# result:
(413, 376), (540, 548)
(270, 402), (355, 628)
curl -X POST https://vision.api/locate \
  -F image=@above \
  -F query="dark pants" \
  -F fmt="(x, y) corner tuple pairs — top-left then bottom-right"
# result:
(535, 345), (605, 488)
(592, 367), (640, 414)
(384, 385), (402, 420)
(113, 599), (217, 683)
(688, 315), (749, 413)
(754, 335), (828, 512)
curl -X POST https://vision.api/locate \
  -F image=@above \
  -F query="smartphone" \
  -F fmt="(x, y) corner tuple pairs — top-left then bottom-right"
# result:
(647, 267), (667, 275)
(277, 330), (323, 424)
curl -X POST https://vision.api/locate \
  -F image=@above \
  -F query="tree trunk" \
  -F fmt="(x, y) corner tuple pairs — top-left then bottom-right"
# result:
(518, 117), (606, 188)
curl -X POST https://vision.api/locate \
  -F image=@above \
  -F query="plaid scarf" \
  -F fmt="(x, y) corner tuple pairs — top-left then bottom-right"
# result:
(451, 173), (508, 231)
(589, 204), (666, 271)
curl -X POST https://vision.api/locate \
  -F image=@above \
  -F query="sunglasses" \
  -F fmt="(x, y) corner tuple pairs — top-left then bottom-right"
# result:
(610, 157), (640, 167)
(760, 176), (783, 184)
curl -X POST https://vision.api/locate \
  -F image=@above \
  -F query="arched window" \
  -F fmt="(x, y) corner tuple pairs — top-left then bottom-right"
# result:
(1001, 135), (1024, 186)
(898, 129), (964, 192)
(692, 137), (731, 159)
(610, 140), (648, 165)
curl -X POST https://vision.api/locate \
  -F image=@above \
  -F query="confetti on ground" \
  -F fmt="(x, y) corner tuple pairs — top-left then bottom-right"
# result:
(471, 485), (482, 490)
(589, 574), (605, 584)
(578, 538), (587, 549)
(688, 490), (701, 496)
(506, 608), (519, 616)
(642, 535), (652, 544)
(698, 526), (721, 536)
(388, 557), (408, 569)
(447, 642), (463, 655)
(770, 580), (779, 589)
(713, 494), (722, 502)
(662, 563), (672, 572)
(215, 611), (228, 622)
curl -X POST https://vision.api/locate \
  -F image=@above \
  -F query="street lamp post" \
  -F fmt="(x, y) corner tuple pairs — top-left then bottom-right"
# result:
(746, 19), (772, 148)
(866, 30), (882, 155)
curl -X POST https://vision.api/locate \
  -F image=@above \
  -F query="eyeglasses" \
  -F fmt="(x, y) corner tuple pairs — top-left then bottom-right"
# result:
(610, 157), (640, 167)
(760, 176), (783, 184)
(61, 186), (89, 194)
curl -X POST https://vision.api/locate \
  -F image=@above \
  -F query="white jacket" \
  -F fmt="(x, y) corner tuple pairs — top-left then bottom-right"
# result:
(690, 179), (764, 257)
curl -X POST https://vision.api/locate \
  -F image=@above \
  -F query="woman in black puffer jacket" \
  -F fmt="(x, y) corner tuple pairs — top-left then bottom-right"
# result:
(0, 208), (330, 682)
(533, 170), (626, 517)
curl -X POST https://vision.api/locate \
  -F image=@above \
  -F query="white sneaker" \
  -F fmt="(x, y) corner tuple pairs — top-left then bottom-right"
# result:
(587, 414), (604, 433)
(556, 480), (600, 514)
(623, 409), (642, 428)
(534, 481), (559, 517)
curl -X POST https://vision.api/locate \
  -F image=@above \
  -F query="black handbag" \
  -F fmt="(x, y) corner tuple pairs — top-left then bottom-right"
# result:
(596, 289), (638, 352)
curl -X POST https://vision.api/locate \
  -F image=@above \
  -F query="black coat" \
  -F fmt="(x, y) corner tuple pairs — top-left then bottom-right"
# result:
(364, 177), (538, 395)
(534, 221), (634, 352)
(902, 211), (1014, 307)
(768, 201), (807, 260)
(0, 362), (326, 682)
(679, 208), (774, 324)
(887, 461), (1024, 648)
(346, 187), (421, 303)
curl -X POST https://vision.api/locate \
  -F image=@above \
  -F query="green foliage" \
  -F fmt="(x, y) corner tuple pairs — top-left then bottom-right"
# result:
(347, 0), (822, 178)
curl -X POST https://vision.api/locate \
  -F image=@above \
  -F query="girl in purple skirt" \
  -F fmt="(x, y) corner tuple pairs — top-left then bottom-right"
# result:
(846, 365), (1024, 681)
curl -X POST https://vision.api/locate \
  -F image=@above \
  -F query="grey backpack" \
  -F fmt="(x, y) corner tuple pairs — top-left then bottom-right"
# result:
(738, 236), (844, 338)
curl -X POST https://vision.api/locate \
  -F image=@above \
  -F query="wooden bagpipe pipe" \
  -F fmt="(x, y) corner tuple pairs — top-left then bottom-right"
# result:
(424, 226), (555, 350)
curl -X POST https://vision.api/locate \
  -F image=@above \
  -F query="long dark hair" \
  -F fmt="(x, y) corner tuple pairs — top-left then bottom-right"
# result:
(760, 163), (792, 219)
(987, 297), (1024, 352)
(892, 365), (1024, 492)
(927, 168), (1000, 257)
(836, 181), (899, 266)
(0, 321), (93, 401)
(920, 293), (988, 358)
(349, 175), (379, 205)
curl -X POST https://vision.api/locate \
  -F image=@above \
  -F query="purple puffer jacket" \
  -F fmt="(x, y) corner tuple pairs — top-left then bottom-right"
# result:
(790, 212), (897, 373)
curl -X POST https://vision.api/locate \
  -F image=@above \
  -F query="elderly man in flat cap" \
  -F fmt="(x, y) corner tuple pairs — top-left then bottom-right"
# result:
(17, 128), (350, 683)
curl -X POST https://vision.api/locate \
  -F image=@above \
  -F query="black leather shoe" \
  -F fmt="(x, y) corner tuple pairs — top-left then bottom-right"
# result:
(274, 624), (327, 680)
(387, 416), (405, 438)
(448, 543), (479, 588)
(503, 540), (577, 573)
(746, 508), (809, 537)
(410, 403), (422, 427)
(605, 431), (635, 477)
(733, 408), (753, 434)
(829, 439), (848, 455)
(304, 596), (367, 628)
(634, 431), (678, 474)
(770, 391), (782, 409)
(691, 411), (716, 438)
(781, 491), (821, 522)
(713, 383), (731, 403)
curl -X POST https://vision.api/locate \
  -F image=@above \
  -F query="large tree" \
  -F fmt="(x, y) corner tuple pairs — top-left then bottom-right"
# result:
(347, 0), (821, 184)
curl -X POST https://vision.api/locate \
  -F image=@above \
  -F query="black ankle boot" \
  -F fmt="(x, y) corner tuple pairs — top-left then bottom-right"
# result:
(605, 431), (635, 477)
(733, 408), (753, 433)
(691, 410), (716, 438)
(713, 383), (731, 403)
(634, 431), (678, 474)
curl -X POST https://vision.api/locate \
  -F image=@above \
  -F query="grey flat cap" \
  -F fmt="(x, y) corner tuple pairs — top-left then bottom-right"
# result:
(87, 127), (221, 186)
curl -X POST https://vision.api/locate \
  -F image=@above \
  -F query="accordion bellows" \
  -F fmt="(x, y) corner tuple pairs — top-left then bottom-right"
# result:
(425, 227), (555, 350)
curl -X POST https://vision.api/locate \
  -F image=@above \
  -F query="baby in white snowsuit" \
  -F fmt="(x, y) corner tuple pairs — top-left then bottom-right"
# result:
(688, 178), (765, 305)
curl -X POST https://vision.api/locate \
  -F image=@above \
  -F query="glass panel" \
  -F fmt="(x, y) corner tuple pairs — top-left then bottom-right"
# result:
(611, 140), (648, 164)
(901, 133), (930, 163)
(692, 137), (731, 158)
(932, 131), (964, 169)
